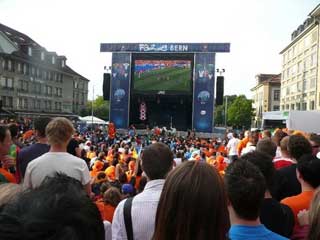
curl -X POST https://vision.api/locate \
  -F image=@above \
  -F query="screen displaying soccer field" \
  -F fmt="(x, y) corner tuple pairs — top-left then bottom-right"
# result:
(133, 60), (192, 92)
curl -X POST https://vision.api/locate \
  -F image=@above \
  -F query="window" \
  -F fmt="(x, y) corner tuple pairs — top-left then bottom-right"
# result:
(52, 56), (55, 64)
(274, 90), (280, 101)
(273, 105), (280, 111)
(62, 60), (65, 67)
(302, 102), (307, 110)
(291, 104), (295, 110)
(0, 77), (14, 89)
(23, 64), (27, 75)
(310, 78), (316, 89)
(23, 98), (28, 109)
(1, 96), (13, 108)
(7, 60), (12, 71)
(7, 78), (13, 88)
(310, 100), (315, 110)
(17, 63), (21, 73)
(311, 53), (317, 67)
(28, 47), (32, 56)
(41, 52), (45, 61)
(303, 79), (308, 90)
(311, 31), (318, 43)
(296, 103), (301, 110)
(286, 104), (289, 110)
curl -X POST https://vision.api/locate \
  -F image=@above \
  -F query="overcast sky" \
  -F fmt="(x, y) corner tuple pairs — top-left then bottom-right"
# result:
(0, 0), (319, 100)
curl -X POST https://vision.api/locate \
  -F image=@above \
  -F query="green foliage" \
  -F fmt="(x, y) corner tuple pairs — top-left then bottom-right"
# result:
(214, 95), (237, 126)
(227, 95), (253, 129)
(80, 96), (109, 120)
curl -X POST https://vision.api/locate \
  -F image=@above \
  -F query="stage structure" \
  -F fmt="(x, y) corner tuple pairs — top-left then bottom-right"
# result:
(100, 43), (230, 133)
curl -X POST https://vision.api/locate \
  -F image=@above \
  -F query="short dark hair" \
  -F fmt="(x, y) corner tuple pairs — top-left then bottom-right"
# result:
(0, 173), (105, 240)
(141, 142), (173, 180)
(297, 154), (320, 188)
(256, 138), (277, 158)
(224, 160), (266, 220)
(240, 151), (275, 191)
(153, 161), (229, 240)
(310, 134), (320, 145)
(8, 123), (19, 138)
(0, 125), (8, 143)
(34, 117), (52, 138)
(288, 135), (312, 161)
(103, 187), (121, 207)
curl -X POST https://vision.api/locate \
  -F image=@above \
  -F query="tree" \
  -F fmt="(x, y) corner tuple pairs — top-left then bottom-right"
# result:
(214, 95), (237, 126)
(80, 96), (109, 120)
(227, 95), (253, 129)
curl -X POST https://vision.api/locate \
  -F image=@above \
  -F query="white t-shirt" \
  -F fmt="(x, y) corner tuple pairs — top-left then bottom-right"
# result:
(23, 152), (90, 189)
(227, 138), (240, 156)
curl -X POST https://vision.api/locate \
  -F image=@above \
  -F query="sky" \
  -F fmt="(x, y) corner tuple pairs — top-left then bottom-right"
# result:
(0, 0), (319, 100)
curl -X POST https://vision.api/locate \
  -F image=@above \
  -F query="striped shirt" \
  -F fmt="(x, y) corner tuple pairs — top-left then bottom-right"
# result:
(112, 179), (165, 240)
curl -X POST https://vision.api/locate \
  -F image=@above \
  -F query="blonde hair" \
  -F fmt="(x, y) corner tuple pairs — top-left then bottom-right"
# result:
(308, 188), (320, 240)
(0, 183), (22, 207)
(46, 117), (74, 146)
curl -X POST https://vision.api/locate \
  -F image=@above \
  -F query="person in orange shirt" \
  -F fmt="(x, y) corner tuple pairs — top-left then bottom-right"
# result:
(281, 154), (320, 238)
(96, 187), (121, 223)
(90, 160), (104, 178)
(237, 130), (250, 156)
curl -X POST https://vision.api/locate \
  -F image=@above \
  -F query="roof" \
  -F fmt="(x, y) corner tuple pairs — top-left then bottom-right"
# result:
(251, 74), (281, 91)
(0, 22), (89, 81)
(309, 3), (320, 17)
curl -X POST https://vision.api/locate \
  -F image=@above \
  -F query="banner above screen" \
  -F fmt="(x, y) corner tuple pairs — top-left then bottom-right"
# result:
(100, 43), (230, 53)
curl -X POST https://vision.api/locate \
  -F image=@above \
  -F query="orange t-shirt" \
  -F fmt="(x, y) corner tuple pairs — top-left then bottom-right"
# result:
(237, 137), (249, 156)
(0, 168), (16, 183)
(281, 190), (314, 231)
(95, 201), (116, 223)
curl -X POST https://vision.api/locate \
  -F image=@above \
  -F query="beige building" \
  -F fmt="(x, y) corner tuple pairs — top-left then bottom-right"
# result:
(0, 23), (89, 118)
(251, 74), (281, 127)
(280, 4), (320, 111)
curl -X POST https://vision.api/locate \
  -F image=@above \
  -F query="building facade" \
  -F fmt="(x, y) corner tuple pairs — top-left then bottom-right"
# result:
(251, 74), (281, 127)
(280, 4), (320, 111)
(0, 23), (89, 118)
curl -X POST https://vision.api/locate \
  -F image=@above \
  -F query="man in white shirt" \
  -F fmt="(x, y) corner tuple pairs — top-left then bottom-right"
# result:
(112, 142), (173, 240)
(23, 117), (91, 195)
(227, 132), (240, 162)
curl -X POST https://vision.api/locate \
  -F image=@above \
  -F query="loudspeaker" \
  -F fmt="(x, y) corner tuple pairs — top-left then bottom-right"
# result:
(216, 76), (224, 105)
(103, 73), (111, 100)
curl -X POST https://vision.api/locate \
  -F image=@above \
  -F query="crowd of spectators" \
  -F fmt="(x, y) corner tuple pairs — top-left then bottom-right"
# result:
(0, 117), (320, 240)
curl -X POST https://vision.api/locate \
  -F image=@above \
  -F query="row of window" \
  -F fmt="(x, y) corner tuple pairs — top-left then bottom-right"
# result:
(281, 101), (315, 111)
(1, 96), (13, 108)
(26, 46), (65, 67)
(283, 31), (317, 63)
(16, 98), (62, 111)
(282, 53), (317, 80)
(1, 77), (63, 97)
(1, 59), (63, 83)
(254, 89), (280, 103)
(281, 78), (316, 96)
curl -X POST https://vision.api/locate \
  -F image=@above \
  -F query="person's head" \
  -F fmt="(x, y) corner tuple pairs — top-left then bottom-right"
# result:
(256, 138), (277, 158)
(0, 173), (105, 240)
(0, 125), (11, 156)
(297, 154), (320, 189)
(262, 130), (272, 139)
(0, 183), (22, 210)
(249, 131), (259, 146)
(308, 188), (320, 240)
(141, 142), (173, 180)
(240, 151), (275, 192)
(153, 161), (229, 240)
(46, 117), (75, 147)
(280, 136), (290, 156)
(103, 187), (121, 207)
(224, 160), (266, 221)
(309, 134), (320, 156)
(288, 135), (312, 161)
(34, 117), (52, 138)
(8, 123), (19, 139)
(121, 183), (134, 197)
